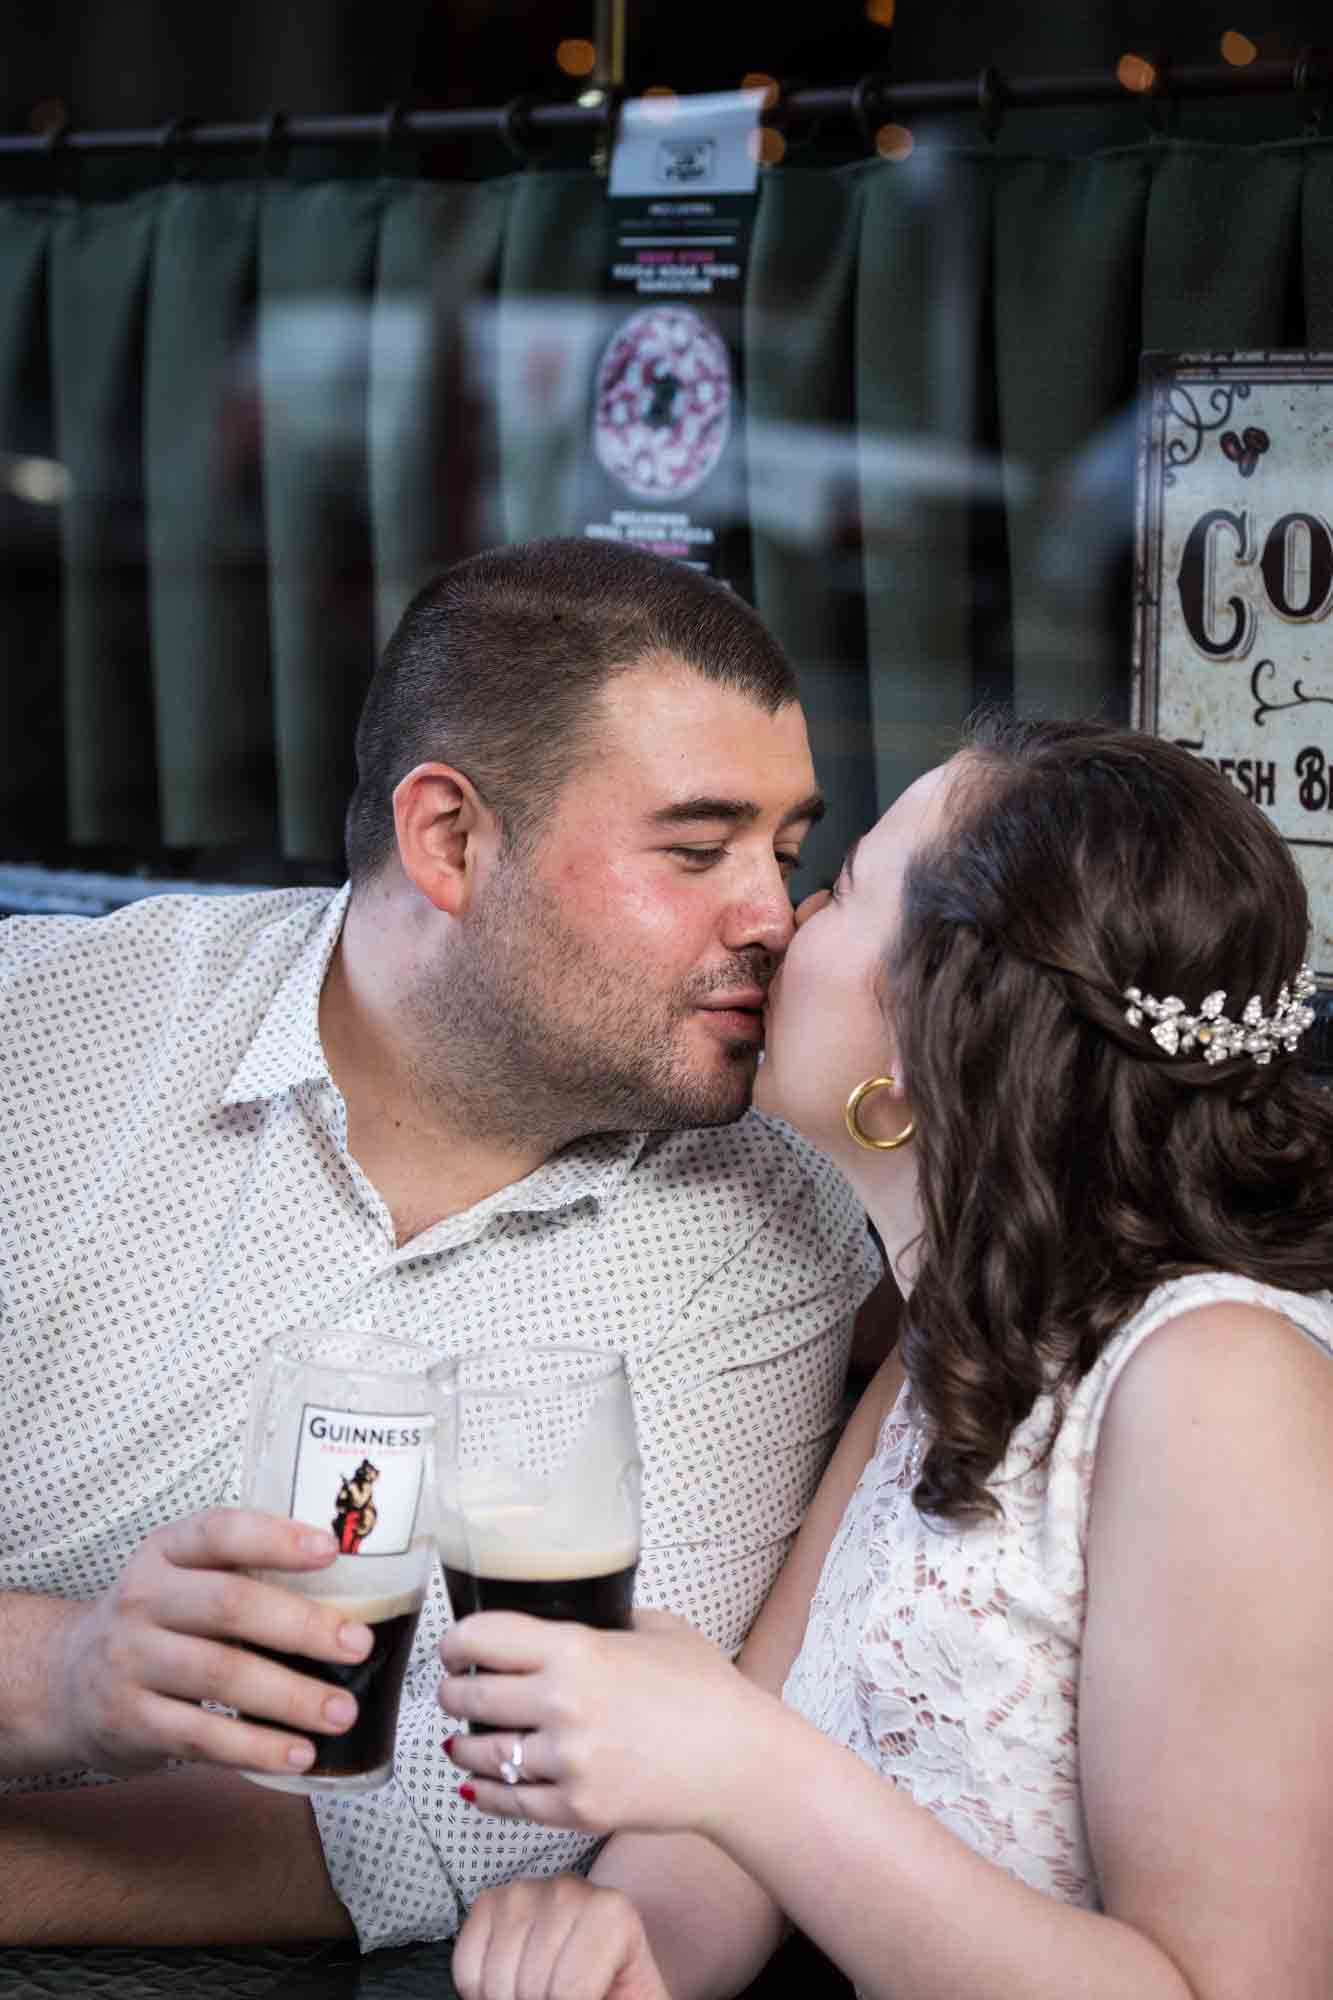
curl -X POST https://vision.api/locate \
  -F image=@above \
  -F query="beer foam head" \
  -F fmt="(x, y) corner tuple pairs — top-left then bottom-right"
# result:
(439, 1501), (637, 1581)
(436, 1367), (641, 1577)
(299, 1586), (423, 1622)
(435, 1455), (640, 1578)
(257, 1539), (432, 1606)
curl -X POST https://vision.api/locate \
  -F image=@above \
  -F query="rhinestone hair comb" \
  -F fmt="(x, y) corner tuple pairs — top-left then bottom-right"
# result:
(1123, 966), (1317, 1066)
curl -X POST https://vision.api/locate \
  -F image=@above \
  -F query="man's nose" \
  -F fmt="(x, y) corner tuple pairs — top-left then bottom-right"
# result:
(724, 869), (798, 956)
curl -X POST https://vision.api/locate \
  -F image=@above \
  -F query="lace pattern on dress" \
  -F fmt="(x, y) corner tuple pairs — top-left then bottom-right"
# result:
(782, 1273), (1333, 1911)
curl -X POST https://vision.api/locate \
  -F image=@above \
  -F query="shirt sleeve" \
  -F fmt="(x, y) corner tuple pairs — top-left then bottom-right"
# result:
(314, 1126), (879, 1951)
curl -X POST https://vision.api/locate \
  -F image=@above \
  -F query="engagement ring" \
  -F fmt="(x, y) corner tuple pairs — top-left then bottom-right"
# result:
(499, 1735), (526, 1787)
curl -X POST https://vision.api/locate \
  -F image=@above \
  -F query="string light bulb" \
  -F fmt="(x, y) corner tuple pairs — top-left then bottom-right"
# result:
(874, 122), (914, 161)
(1116, 53), (1157, 94)
(641, 86), (678, 123)
(741, 72), (779, 111)
(865, 0), (896, 24)
(747, 126), (787, 165)
(1220, 30), (1258, 65)
(556, 38), (596, 78)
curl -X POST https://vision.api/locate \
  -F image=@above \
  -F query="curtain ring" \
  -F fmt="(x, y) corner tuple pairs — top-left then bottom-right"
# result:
(768, 77), (821, 158)
(39, 108), (69, 156)
(259, 110), (288, 165)
(379, 100), (412, 171)
(588, 86), (625, 179)
(1295, 46), (1331, 135)
(851, 72), (892, 152)
(500, 93), (549, 165)
(976, 65), (1005, 143)
(156, 116), (192, 172)
(1143, 59), (1173, 139)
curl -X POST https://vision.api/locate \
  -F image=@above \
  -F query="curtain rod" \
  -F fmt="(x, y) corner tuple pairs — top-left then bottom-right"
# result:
(1, 52), (1327, 159)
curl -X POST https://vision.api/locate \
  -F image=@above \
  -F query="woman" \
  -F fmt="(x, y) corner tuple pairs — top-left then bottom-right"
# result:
(437, 717), (1333, 2000)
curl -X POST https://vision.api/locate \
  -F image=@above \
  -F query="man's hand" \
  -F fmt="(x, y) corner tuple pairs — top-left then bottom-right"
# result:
(453, 1877), (671, 2000)
(48, 1507), (374, 1779)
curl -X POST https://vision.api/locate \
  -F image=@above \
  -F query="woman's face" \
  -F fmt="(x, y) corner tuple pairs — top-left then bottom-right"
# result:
(755, 759), (961, 1160)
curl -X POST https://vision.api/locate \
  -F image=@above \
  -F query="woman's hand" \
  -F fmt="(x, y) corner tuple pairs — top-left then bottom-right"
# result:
(453, 1876), (671, 2000)
(438, 1609), (772, 1839)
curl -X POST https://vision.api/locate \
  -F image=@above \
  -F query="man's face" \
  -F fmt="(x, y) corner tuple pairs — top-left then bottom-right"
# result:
(463, 655), (822, 1133)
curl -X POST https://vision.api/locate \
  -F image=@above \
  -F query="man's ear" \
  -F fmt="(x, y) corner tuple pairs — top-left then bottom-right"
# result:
(391, 762), (500, 916)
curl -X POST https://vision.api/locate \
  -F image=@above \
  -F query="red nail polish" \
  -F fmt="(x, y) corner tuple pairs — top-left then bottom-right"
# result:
(443, 1734), (456, 1756)
(459, 1782), (477, 1803)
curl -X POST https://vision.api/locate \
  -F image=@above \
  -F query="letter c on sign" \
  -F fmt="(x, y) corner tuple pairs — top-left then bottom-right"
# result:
(1177, 508), (1256, 659)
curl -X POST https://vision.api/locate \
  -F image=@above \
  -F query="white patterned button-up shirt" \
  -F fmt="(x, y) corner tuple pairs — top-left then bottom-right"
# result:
(0, 887), (877, 1950)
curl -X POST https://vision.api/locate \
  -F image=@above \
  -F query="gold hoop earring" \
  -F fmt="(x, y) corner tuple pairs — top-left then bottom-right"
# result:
(844, 1075), (916, 1152)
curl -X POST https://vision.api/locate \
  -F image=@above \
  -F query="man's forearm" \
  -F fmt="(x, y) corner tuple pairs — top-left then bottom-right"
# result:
(0, 1591), (85, 1777)
(0, 1766), (355, 1944)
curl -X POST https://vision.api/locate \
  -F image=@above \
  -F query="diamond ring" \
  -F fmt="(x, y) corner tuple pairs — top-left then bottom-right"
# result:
(498, 1735), (526, 1787)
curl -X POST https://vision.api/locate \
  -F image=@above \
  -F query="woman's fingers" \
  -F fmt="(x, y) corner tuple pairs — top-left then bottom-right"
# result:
(439, 1610), (580, 1675)
(438, 1666), (547, 1733)
(458, 1774), (572, 1828)
(446, 1727), (551, 1785)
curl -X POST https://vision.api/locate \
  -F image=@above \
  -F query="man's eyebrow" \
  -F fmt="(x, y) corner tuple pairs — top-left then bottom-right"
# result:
(782, 792), (826, 833)
(646, 791), (826, 831)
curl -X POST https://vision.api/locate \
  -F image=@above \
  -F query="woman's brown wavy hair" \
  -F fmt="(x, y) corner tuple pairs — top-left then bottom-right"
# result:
(891, 713), (1333, 1523)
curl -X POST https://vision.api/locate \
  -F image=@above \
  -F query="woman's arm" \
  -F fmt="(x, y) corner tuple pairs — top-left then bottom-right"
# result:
(656, 1301), (1333, 2000)
(447, 1304), (1333, 2000)
(590, 1351), (907, 1998)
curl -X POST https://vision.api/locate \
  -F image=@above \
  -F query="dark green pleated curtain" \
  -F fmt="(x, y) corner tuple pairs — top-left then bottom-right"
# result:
(3, 138), (1333, 887)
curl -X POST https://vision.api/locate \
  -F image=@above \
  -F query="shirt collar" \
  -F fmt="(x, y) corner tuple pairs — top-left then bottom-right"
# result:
(220, 885), (350, 1108)
(489, 1129), (648, 1217)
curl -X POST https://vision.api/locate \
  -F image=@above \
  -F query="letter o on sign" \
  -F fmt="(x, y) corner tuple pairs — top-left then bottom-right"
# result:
(1260, 513), (1333, 622)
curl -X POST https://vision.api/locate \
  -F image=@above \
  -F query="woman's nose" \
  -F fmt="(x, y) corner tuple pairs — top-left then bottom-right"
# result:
(794, 887), (832, 928)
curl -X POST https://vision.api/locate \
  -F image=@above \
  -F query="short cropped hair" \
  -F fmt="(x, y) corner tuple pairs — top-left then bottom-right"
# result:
(344, 538), (800, 885)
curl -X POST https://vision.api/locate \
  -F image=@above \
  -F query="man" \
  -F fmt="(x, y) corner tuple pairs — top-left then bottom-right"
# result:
(0, 538), (879, 1949)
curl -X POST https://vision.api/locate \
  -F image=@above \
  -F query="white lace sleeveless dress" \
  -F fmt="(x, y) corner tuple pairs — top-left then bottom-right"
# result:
(782, 1273), (1333, 1908)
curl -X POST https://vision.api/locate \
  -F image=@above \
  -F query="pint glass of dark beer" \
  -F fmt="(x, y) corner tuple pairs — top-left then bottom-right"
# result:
(434, 1348), (640, 1689)
(239, 1328), (444, 1793)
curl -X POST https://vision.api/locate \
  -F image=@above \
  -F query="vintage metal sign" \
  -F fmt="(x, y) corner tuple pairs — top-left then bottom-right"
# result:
(1135, 352), (1333, 980)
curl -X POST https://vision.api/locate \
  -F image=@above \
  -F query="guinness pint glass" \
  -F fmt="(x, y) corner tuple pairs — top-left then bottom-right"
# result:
(434, 1348), (640, 1729)
(240, 1329), (443, 1793)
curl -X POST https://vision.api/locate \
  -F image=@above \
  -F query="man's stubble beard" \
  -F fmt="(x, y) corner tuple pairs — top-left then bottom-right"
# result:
(406, 855), (767, 1149)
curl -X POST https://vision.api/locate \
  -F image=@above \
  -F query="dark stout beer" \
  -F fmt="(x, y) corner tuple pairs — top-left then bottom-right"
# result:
(442, 1560), (637, 1629)
(443, 1546), (638, 1735)
(247, 1593), (422, 1779)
